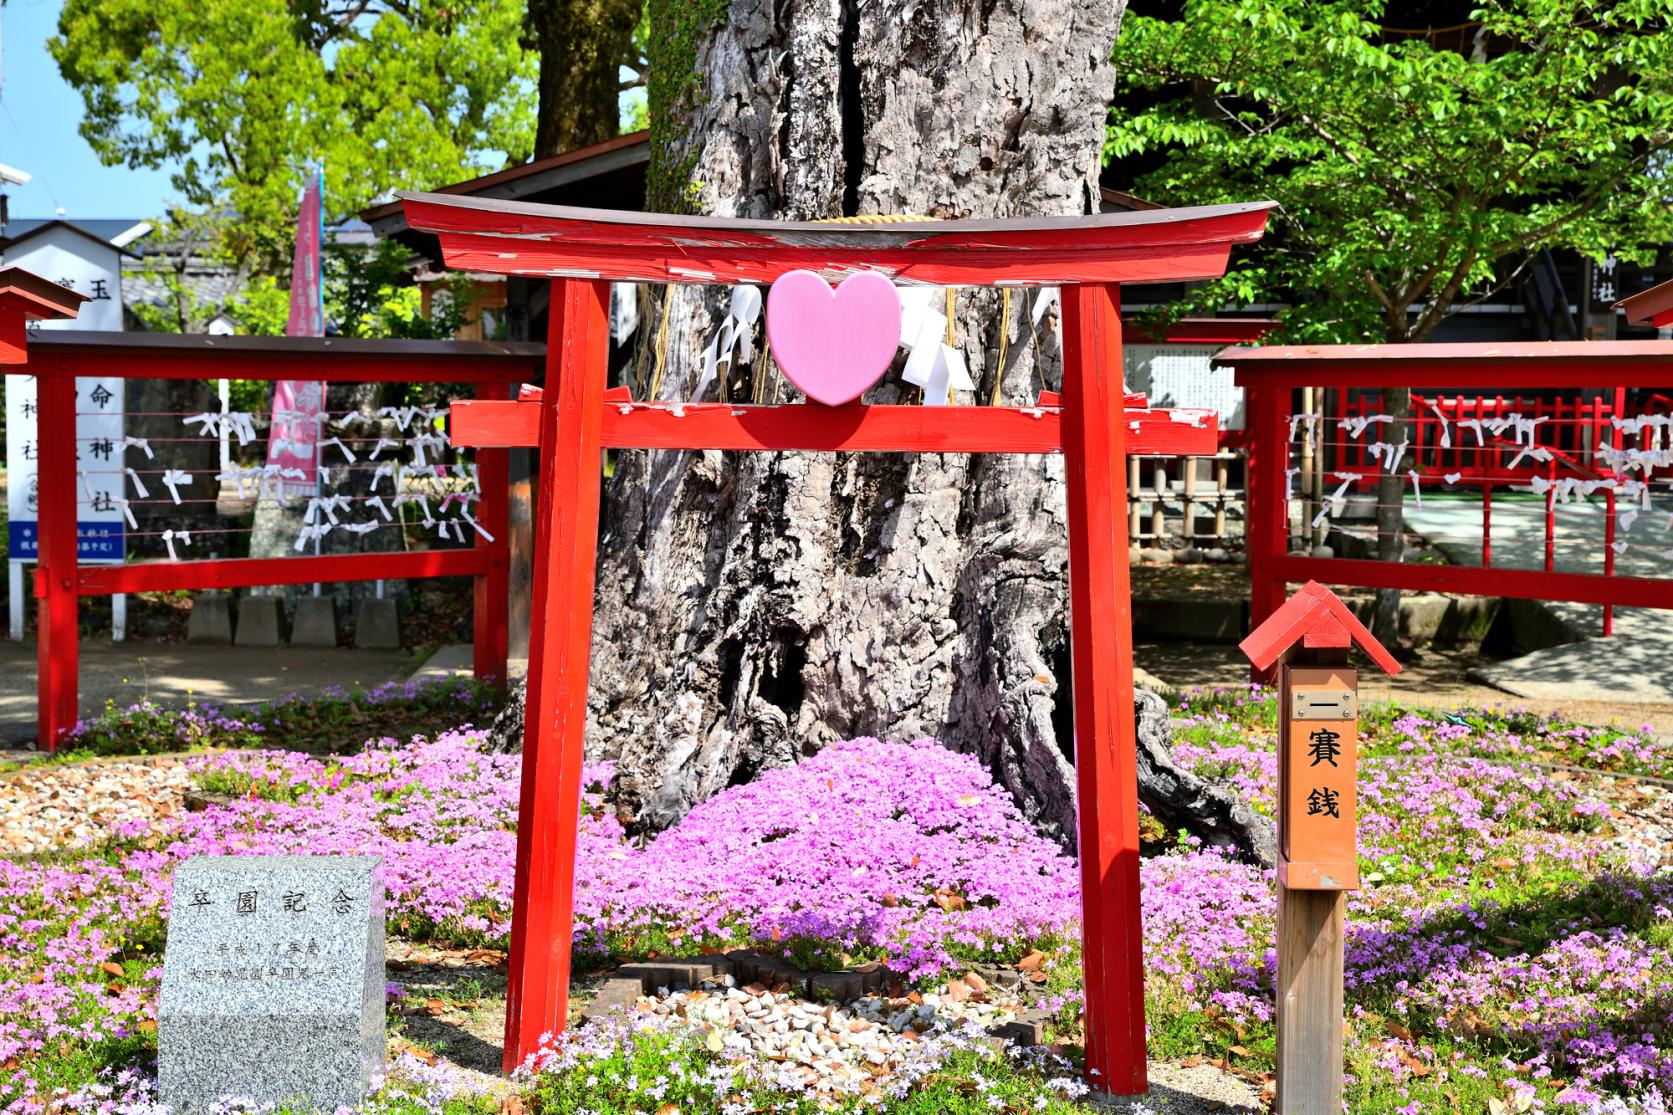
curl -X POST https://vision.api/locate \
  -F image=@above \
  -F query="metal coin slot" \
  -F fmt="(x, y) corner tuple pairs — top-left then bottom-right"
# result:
(1291, 689), (1357, 721)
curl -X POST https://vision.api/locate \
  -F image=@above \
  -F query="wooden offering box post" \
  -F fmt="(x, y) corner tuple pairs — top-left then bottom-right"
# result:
(1240, 581), (1399, 1114)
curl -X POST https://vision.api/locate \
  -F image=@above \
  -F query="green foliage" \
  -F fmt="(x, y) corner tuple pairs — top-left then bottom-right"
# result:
(51, 0), (537, 267)
(1108, 0), (1673, 342)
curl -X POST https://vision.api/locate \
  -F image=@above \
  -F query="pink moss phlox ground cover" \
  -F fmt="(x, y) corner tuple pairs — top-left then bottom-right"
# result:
(6, 688), (1673, 1113)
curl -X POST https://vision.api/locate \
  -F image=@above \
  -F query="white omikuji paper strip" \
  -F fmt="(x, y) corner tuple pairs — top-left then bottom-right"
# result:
(369, 437), (399, 459)
(112, 497), (138, 530)
(125, 468), (149, 499)
(122, 436), (154, 459)
(377, 405), (422, 431)
(1288, 413), (1322, 444)
(1311, 471), (1362, 530)
(162, 528), (191, 561)
(1426, 399), (1452, 449)
(319, 437), (357, 464)
(897, 291), (974, 406)
(160, 469), (193, 505)
(1408, 470), (1423, 508)
(294, 523), (331, 551)
(1340, 414), (1391, 440)
(695, 286), (763, 402)
(462, 509), (494, 542)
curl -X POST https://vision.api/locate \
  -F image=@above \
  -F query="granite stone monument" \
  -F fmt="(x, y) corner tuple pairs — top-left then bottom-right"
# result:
(158, 855), (386, 1111)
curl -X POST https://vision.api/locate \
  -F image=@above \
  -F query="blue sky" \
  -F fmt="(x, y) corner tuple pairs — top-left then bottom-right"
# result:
(1, 0), (178, 222)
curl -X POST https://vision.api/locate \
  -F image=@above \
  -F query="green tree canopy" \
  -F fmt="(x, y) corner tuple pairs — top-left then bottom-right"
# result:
(1107, 0), (1673, 343)
(51, 0), (538, 263)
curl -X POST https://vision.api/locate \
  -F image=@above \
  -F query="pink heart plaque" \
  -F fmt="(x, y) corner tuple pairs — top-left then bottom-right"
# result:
(765, 270), (902, 406)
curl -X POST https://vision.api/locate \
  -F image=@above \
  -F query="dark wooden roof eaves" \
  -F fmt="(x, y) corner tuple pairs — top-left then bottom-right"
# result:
(361, 132), (650, 228)
(0, 267), (90, 319)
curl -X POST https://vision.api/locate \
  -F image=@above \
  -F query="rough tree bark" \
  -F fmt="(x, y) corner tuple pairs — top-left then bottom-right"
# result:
(1133, 691), (1275, 868)
(566, 0), (1127, 848)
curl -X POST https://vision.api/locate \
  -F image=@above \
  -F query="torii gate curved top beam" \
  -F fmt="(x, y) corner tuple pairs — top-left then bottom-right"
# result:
(403, 193), (1273, 1096)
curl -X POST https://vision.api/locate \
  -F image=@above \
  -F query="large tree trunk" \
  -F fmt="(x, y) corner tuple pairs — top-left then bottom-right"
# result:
(526, 0), (639, 158)
(582, 0), (1125, 846)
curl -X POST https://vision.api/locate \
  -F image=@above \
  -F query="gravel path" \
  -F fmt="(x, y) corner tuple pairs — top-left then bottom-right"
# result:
(0, 753), (196, 856)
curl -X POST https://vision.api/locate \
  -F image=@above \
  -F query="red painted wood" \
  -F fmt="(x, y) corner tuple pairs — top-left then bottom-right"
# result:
(0, 268), (89, 320)
(473, 380), (513, 684)
(435, 233), (1239, 288)
(1244, 384), (1289, 638)
(76, 550), (490, 596)
(1060, 283), (1147, 1095)
(36, 372), (78, 751)
(401, 194), (1274, 287)
(1221, 341), (1673, 389)
(1274, 555), (1673, 611)
(451, 398), (1218, 456)
(0, 307), (26, 364)
(502, 278), (611, 1073)
(1239, 581), (1400, 677)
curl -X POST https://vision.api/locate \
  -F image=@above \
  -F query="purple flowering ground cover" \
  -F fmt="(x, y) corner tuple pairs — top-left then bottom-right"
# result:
(2, 687), (1671, 1113)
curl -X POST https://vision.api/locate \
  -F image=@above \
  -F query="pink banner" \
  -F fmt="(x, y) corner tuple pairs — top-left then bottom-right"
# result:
(268, 171), (325, 495)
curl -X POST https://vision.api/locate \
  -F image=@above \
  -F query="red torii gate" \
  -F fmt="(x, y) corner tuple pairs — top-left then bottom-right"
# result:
(404, 193), (1273, 1093)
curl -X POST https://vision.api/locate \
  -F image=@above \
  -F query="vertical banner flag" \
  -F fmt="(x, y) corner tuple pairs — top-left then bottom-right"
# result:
(268, 170), (326, 496)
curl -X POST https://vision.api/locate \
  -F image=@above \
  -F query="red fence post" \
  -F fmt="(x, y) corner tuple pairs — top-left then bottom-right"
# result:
(501, 278), (610, 1073)
(1603, 488), (1616, 637)
(473, 379), (512, 685)
(35, 370), (79, 751)
(1481, 483), (1493, 568)
(1246, 381), (1289, 635)
(1060, 282), (1147, 1096)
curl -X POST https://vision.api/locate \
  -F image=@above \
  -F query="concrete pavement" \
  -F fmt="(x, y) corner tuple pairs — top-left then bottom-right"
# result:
(0, 641), (423, 746)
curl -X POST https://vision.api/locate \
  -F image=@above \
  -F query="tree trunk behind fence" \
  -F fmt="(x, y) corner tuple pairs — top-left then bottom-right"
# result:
(571, 0), (1126, 846)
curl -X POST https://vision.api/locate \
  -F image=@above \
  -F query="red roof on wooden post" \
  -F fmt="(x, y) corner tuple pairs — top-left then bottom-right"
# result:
(1239, 580), (1401, 676)
(0, 267), (88, 365)
(0, 267), (89, 320)
(1614, 278), (1673, 328)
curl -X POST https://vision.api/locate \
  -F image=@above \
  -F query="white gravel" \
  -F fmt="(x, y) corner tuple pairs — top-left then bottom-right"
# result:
(638, 972), (1023, 1094)
(0, 754), (196, 856)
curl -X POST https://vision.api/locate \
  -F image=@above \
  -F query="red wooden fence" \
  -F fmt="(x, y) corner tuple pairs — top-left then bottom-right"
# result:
(24, 331), (541, 750)
(1218, 341), (1673, 634)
